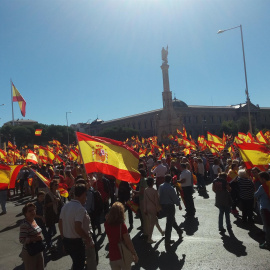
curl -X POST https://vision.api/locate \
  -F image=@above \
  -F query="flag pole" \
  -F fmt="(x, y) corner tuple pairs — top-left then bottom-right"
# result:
(10, 79), (14, 126)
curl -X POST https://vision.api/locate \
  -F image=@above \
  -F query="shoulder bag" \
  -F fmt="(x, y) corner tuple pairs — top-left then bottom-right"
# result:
(118, 224), (134, 268)
(25, 221), (45, 256)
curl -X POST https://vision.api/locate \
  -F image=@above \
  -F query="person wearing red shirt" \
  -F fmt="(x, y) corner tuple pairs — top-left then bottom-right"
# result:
(105, 202), (138, 269)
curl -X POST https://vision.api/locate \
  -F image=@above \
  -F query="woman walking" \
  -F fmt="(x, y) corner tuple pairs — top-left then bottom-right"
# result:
(105, 202), (138, 270)
(144, 177), (164, 243)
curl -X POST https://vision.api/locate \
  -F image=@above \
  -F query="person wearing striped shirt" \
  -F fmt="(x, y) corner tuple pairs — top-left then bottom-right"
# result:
(237, 169), (255, 223)
(19, 202), (44, 270)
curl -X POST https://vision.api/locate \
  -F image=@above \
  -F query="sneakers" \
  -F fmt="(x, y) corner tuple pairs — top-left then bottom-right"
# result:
(259, 242), (270, 250)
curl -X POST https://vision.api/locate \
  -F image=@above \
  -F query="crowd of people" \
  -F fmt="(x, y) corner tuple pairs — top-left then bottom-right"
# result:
(1, 146), (270, 270)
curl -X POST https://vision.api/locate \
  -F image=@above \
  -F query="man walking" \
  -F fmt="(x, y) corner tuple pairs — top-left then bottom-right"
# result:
(179, 163), (196, 218)
(159, 174), (183, 246)
(59, 184), (95, 270)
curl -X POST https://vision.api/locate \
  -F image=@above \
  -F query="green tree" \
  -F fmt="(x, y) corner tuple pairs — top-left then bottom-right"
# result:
(219, 120), (238, 136)
(98, 127), (139, 141)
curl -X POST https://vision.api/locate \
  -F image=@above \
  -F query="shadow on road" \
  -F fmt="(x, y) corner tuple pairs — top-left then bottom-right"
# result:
(0, 219), (23, 233)
(221, 232), (247, 257)
(131, 231), (186, 270)
(179, 217), (199, 236)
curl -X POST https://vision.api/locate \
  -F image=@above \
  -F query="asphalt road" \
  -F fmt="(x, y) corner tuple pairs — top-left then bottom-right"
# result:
(0, 185), (269, 270)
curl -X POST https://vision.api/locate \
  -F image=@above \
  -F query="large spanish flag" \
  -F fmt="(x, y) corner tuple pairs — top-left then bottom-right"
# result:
(76, 132), (140, 183)
(236, 142), (270, 170)
(12, 82), (26, 117)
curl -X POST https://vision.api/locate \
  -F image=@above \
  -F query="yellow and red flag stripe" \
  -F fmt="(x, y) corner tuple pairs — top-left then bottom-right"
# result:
(12, 82), (26, 117)
(236, 142), (270, 170)
(35, 129), (42, 136)
(76, 132), (140, 183)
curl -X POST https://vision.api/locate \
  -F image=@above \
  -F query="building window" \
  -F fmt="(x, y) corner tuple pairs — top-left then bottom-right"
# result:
(219, 116), (222, 123)
(144, 121), (147, 129)
(138, 122), (141, 130)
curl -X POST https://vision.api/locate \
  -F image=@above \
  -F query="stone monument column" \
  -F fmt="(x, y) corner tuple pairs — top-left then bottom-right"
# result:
(157, 46), (181, 141)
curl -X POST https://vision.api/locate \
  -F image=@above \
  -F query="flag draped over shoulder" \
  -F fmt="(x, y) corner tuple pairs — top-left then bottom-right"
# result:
(12, 82), (26, 117)
(76, 132), (140, 183)
(236, 142), (270, 170)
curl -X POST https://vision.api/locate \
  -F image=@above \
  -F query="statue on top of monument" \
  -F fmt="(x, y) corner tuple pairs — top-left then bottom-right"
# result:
(161, 45), (168, 64)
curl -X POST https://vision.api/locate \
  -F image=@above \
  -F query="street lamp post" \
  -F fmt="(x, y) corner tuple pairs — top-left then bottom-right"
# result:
(217, 25), (252, 133)
(66, 111), (72, 146)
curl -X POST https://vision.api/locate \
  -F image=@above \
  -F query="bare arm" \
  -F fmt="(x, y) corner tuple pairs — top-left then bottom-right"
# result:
(123, 233), (139, 263)
(74, 221), (93, 246)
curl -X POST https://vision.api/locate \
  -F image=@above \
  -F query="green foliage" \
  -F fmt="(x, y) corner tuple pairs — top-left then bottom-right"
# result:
(0, 123), (76, 148)
(236, 117), (249, 133)
(218, 120), (238, 136)
(98, 127), (139, 141)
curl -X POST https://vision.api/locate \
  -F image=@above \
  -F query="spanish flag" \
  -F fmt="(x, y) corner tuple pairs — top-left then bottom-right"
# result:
(256, 131), (268, 145)
(12, 82), (26, 117)
(26, 150), (38, 164)
(0, 164), (11, 190)
(0, 149), (7, 161)
(35, 129), (42, 136)
(236, 142), (270, 170)
(76, 132), (140, 183)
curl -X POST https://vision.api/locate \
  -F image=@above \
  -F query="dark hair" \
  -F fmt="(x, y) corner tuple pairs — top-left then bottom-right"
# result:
(50, 180), (58, 189)
(165, 174), (172, 183)
(74, 184), (87, 197)
(37, 191), (45, 197)
(251, 167), (261, 173)
(76, 178), (86, 185)
(139, 169), (146, 177)
(259, 171), (270, 181)
(22, 202), (36, 216)
(180, 163), (187, 169)
(147, 177), (154, 187)
(219, 172), (227, 180)
(214, 159), (219, 165)
(231, 163), (238, 170)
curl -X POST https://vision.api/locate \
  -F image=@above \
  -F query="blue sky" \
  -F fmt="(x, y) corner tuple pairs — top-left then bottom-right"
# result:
(0, 0), (269, 127)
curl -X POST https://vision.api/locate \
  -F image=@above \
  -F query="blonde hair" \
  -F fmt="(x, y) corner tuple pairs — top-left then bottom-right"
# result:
(106, 202), (125, 226)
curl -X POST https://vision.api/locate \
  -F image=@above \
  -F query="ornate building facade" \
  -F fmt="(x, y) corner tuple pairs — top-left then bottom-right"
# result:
(73, 48), (270, 140)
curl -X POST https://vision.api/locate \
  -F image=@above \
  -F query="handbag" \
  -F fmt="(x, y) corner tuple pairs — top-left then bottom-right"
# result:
(25, 221), (45, 256)
(26, 241), (45, 256)
(118, 224), (134, 268)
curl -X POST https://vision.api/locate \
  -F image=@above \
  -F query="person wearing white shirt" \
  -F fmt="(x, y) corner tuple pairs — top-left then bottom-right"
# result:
(179, 163), (196, 218)
(152, 160), (168, 189)
(59, 184), (94, 270)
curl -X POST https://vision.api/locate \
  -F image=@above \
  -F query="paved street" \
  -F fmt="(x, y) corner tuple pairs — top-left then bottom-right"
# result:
(0, 186), (269, 270)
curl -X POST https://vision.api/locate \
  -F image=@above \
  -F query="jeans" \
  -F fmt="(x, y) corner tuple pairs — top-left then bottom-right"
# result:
(261, 209), (270, 245)
(218, 206), (231, 230)
(63, 238), (85, 270)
